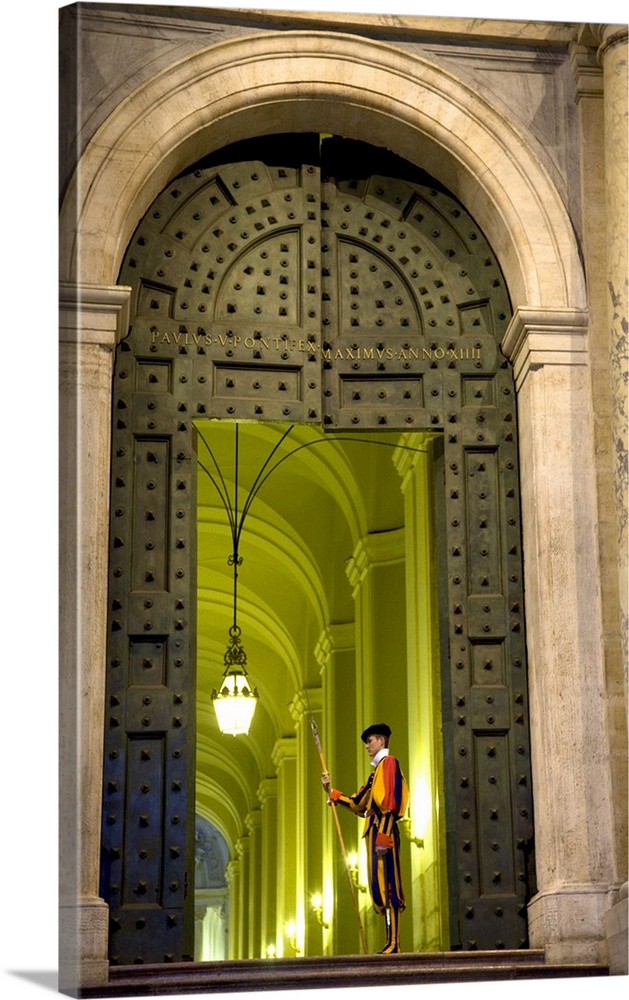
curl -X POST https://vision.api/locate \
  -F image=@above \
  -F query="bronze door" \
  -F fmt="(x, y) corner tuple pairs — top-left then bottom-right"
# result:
(102, 136), (533, 962)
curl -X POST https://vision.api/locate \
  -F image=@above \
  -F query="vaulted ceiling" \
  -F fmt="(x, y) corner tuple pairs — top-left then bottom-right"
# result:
(194, 420), (411, 849)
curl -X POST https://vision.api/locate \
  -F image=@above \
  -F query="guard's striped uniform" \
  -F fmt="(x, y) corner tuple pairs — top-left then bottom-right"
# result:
(330, 754), (409, 914)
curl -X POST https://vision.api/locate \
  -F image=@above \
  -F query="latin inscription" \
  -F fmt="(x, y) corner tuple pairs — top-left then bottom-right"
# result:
(149, 329), (483, 363)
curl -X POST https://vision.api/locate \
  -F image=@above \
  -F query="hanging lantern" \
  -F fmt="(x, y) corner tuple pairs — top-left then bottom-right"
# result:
(202, 423), (264, 736)
(212, 624), (259, 736)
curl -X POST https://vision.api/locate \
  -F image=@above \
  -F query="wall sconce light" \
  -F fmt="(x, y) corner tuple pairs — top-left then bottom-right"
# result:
(347, 851), (367, 892)
(285, 920), (300, 954)
(265, 943), (277, 959)
(399, 817), (424, 849)
(311, 893), (329, 928)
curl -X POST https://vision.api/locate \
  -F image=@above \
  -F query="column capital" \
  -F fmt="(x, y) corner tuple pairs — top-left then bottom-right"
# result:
(257, 776), (278, 807)
(225, 860), (240, 884)
(272, 735), (297, 770)
(346, 528), (405, 591)
(501, 306), (589, 390)
(393, 431), (438, 494)
(289, 687), (322, 723)
(577, 24), (629, 57)
(570, 41), (604, 101)
(59, 282), (132, 348)
(392, 431), (435, 487)
(236, 835), (250, 860)
(245, 809), (262, 833)
(314, 623), (355, 670)
(593, 24), (629, 62)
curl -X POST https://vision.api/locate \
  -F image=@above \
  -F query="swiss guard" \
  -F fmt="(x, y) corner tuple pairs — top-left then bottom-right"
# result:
(321, 723), (409, 953)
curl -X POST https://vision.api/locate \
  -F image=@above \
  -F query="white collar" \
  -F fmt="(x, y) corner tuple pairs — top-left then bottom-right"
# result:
(371, 747), (389, 768)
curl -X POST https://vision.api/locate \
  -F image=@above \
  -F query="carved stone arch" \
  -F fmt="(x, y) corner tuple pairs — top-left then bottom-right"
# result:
(60, 30), (585, 312)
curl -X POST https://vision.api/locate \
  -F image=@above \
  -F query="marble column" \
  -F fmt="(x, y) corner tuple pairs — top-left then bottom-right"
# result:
(394, 433), (449, 953)
(315, 624), (361, 956)
(290, 688), (328, 957)
(58, 283), (130, 990)
(245, 810), (263, 958)
(193, 891), (228, 961)
(225, 860), (240, 960)
(503, 307), (618, 965)
(597, 23), (629, 676)
(345, 527), (407, 953)
(257, 778), (278, 958)
(235, 835), (251, 959)
(572, 25), (628, 972)
(345, 528), (407, 767)
(272, 737), (298, 956)
(194, 903), (207, 961)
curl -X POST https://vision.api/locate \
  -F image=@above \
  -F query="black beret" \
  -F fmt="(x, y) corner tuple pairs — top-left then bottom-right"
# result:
(360, 723), (392, 743)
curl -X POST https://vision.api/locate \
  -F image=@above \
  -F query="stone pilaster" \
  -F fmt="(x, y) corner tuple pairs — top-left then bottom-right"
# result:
(393, 433), (448, 953)
(290, 688), (328, 956)
(576, 23), (629, 676)
(245, 810), (263, 958)
(235, 835), (251, 960)
(194, 903), (207, 962)
(345, 528), (406, 953)
(225, 860), (240, 961)
(345, 528), (406, 777)
(503, 307), (618, 965)
(314, 624), (357, 802)
(272, 737), (299, 956)
(257, 778), (278, 957)
(58, 283), (130, 991)
(597, 23), (629, 678)
(315, 624), (362, 956)
(572, 25), (629, 973)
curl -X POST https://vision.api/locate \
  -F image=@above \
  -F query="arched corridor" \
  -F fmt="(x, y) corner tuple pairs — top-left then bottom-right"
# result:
(193, 421), (446, 957)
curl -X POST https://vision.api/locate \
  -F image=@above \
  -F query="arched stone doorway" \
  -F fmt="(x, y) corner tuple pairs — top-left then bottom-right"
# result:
(101, 133), (532, 962)
(60, 31), (586, 309)
(60, 26), (613, 989)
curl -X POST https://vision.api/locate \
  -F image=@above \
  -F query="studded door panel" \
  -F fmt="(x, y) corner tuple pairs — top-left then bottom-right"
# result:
(121, 162), (323, 424)
(444, 366), (533, 949)
(104, 160), (324, 965)
(104, 150), (533, 962)
(320, 176), (506, 431)
(320, 175), (533, 949)
(104, 355), (197, 964)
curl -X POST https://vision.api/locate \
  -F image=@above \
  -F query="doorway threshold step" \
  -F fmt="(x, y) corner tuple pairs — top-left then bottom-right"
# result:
(72, 950), (609, 998)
